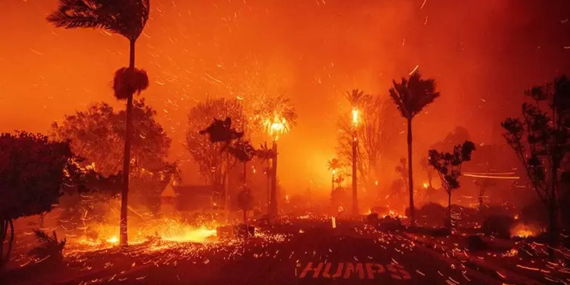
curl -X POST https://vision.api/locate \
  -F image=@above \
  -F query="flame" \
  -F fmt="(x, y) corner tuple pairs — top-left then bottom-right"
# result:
(263, 115), (288, 140)
(511, 224), (537, 238)
(69, 217), (218, 251)
(422, 182), (429, 189)
(160, 226), (217, 243)
(106, 236), (119, 244)
(351, 108), (360, 127)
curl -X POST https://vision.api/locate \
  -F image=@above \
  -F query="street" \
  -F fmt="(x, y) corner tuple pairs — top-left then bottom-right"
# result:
(10, 219), (503, 285)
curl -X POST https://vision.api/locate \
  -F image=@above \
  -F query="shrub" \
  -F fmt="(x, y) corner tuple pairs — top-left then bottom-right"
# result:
(467, 235), (487, 251)
(378, 216), (403, 231)
(415, 203), (447, 227)
(29, 230), (66, 263)
(481, 215), (514, 239)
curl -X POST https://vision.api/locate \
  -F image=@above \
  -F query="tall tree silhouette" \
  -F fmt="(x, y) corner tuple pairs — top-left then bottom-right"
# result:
(252, 95), (297, 219)
(502, 75), (570, 244)
(52, 100), (173, 216)
(48, 0), (151, 246)
(327, 158), (342, 193)
(187, 98), (246, 187)
(0, 132), (74, 266)
(344, 89), (367, 215)
(428, 141), (476, 229)
(229, 140), (256, 225)
(389, 72), (440, 225)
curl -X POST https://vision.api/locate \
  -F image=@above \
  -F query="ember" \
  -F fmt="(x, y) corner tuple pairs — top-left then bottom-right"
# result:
(2, 1), (570, 284)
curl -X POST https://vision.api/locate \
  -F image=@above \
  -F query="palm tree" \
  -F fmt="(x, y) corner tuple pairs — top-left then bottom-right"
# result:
(252, 96), (297, 219)
(389, 72), (440, 226)
(345, 89), (368, 215)
(48, 0), (150, 246)
(345, 89), (368, 108)
(327, 158), (341, 194)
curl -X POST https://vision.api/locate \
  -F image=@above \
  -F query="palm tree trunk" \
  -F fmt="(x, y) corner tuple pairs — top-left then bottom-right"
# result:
(352, 132), (358, 216)
(120, 39), (136, 247)
(407, 118), (415, 226)
(224, 153), (230, 221)
(478, 186), (485, 211)
(269, 141), (278, 219)
(331, 173), (335, 197)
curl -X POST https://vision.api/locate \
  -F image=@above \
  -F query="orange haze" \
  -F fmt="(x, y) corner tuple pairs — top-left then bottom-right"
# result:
(1, 0), (570, 193)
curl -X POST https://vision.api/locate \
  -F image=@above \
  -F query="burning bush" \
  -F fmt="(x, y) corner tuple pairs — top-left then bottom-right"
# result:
(510, 223), (539, 239)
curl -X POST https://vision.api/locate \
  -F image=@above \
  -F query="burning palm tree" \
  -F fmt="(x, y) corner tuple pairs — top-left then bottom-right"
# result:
(48, 0), (150, 246)
(345, 89), (368, 215)
(252, 96), (297, 219)
(389, 71), (439, 225)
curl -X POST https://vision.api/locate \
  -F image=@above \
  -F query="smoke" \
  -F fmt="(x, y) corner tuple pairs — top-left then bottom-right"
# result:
(1, 0), (569, 195)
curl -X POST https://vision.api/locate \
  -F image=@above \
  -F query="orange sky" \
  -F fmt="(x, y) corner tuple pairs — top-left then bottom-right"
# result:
(1, 0), (570, 192)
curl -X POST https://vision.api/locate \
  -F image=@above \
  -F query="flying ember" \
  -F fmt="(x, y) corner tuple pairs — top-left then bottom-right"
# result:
(1, 1), (570, 284)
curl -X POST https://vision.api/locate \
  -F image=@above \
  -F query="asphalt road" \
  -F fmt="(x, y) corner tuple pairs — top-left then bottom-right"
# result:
(42, 220), (504, 285)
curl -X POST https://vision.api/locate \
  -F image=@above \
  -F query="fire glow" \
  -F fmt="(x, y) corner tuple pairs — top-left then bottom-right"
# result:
(71, 218), (218, 250)
(264, 116), (289, 141)
(511, 224), (538, 238)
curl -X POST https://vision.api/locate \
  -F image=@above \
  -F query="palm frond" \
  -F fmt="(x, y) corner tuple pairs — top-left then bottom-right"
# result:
(389, 71), (440, 119)
(33, 229), (52, 243)
(47, 0), (150, 40)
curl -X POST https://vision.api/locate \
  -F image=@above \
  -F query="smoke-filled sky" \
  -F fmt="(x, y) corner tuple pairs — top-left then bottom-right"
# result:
(1, 0), (570, 191)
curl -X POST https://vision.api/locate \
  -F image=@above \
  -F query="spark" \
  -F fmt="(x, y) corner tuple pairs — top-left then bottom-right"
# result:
(420, 0), (428, 9)
(29, 48), (44, 56)
(463, 173), (519, 180)
(516, 264), (540, 271)
(409, 65), (419, 75)
(203, 72), (223, 85)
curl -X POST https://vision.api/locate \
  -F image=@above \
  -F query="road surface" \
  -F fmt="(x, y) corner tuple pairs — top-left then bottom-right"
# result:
(14, 219), (504, 285)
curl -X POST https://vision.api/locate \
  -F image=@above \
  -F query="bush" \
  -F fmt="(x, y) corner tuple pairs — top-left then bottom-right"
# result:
(481, 215), (514, 239)
(237, 224), (255, 238)
(415, 203), (447, 227)
(467, 235), (487, 251)
(365, 213), (379, 226)
(378, 216), (403, 231)
(29, 230), (66, 263)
